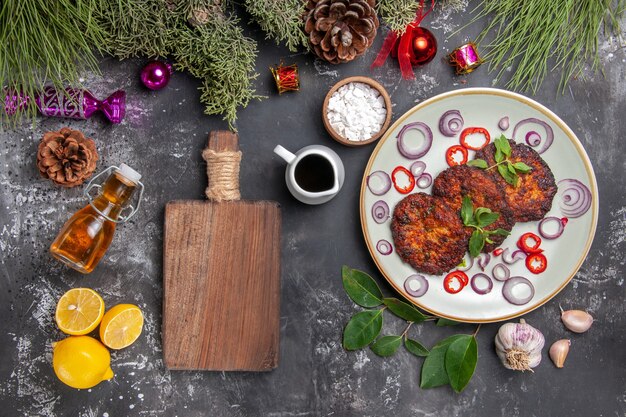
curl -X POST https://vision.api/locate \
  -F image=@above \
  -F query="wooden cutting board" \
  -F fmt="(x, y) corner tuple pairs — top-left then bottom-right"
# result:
(163, 131), (281, 371)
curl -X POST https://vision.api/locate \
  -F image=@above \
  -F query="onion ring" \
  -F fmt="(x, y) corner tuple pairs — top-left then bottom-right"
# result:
(438, 110), (464, 137)
(458, 253), (474, 272)
(367, 171), (392, 196)
(558, 179), (592, 218)
(498, 116), (510, 131)
(470, 273), (493, 295)
(404, 274), (428, 297)
(502, 276), (535, 305)
(491, 263), (510, 282)
(410, 161), (427, 177)
(512, 118), (554, 154)
(371, 200), (390, 224)
(477, 253), (491, 270)
(376, 239), (393, 255)
(396, 122), (433, 159)
(538, 216), (566, 239)
(501, 248), (526, 265)
(416, 173), (432, 189)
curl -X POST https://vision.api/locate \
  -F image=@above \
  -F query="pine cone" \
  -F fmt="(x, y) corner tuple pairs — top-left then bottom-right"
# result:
(37, 127), (98, 187)
(304, 0), (379, 64)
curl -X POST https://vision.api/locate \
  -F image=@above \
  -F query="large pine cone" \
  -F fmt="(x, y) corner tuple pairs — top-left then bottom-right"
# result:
(304, 0), (379, 64)
(37, 127), (98, 187)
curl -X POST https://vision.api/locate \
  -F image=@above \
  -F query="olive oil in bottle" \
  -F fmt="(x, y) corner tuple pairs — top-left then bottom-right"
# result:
(50, 164), (143, 273)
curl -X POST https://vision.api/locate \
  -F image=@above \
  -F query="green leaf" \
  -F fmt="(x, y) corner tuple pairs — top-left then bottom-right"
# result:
(420, 335), (465, 389)
(476, 211), (500, 228)
(474, 207), (492, 218)
(507, 161), (517, 174)
(436, 318), (460, 326)
(513, 161), (533, 173)
(460, 196), (474, 226)
(341, 266), (383, 308)
(496, 135), (512, 157)
(343, 310), (384, 350)
(405, 338), (429, 357)
(466, 159), (488, 169)
(494, 147), (504, 163)
(371, 335), (402, 357)
(497, 163), (518, 186)
(489, 228), (512, 237)
(468, 230), (485, 258)
(383, 298), (428, 323)
(444, 335), (478, 393)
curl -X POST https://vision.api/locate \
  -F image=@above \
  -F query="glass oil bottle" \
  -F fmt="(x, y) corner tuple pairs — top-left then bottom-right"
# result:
(50, 164), (144, 273)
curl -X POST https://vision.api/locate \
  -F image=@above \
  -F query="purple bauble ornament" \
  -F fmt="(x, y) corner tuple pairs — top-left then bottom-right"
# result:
(140, 61), (173, 91)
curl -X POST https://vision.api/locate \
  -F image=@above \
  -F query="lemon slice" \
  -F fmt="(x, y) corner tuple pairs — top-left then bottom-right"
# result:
(99, 304), (144, 349)
(55, 288), (105, 335)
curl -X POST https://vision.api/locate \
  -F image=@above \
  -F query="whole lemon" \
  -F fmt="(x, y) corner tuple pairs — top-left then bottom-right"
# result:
(52, 336), (114, 389)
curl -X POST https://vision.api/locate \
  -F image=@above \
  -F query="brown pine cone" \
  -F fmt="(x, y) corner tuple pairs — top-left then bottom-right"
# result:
(37, 127), (98, 187)
(304, 0), (379, 64)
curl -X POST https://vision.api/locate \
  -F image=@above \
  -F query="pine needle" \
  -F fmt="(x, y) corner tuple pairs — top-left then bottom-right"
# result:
(472, 0), (626, 93)
(0, 0), (106, 125)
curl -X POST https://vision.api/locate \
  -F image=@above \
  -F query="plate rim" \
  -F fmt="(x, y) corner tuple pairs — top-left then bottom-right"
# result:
(359, 87), (599, 323)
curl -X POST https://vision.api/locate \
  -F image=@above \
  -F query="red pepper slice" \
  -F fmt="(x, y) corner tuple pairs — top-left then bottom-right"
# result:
(526, 252), (547, 274)
(443, 270), (469, 294)
(391, 166), (415, 194)
(492, 248), (504, 257)
(517, 232), (542, 254)
(460, 127), (491, 151)
(445, 145), (468, 167)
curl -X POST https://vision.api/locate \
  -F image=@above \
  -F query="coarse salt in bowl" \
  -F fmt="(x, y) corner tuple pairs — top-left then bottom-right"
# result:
(323, 76), (392, 147)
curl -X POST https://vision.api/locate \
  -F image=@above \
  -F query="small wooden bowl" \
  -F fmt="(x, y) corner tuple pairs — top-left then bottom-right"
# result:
(322, 76), (392, 147)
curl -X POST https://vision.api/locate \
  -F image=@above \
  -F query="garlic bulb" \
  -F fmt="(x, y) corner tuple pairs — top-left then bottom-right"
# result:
(561, 308), (593, 333)
(495, 319), (545, 371)
(549, 339), (571, 368)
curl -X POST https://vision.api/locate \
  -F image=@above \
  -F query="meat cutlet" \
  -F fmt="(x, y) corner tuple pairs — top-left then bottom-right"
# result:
(391, 193), (472, 276)
(432, 165), (515, 252)
(475, 139), (557, 222)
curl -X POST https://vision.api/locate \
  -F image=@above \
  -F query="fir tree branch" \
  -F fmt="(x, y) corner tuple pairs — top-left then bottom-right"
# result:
(96, 0), (261, 129)
(376, 0), (420, 33)
(173, 1), (262, 129)
(95, 0), (172, 59)
(244, 0), (309, 52)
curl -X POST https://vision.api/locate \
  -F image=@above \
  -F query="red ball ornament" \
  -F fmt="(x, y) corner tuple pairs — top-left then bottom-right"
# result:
(410, 27), (437, 66)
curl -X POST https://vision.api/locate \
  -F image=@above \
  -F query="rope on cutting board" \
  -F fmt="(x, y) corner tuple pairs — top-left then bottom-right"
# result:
(202, 149), (242, 202)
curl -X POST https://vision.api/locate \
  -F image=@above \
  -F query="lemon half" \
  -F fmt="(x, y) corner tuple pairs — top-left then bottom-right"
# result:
(55, 288), (105, 335)
(99, 304), (144, 350)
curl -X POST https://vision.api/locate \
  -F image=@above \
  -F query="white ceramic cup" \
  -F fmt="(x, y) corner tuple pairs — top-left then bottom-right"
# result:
(274, 145), (345, 205)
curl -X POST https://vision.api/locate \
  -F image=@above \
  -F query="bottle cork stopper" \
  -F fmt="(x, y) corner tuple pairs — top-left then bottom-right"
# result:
(116, 163), (142, 183)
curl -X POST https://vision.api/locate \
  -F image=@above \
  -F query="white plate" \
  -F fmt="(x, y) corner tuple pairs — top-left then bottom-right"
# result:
(360, 88), (598, 322)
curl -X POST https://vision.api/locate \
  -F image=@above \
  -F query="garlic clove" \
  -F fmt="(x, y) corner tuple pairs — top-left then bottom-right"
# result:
(549, 339), (571, 368)
(561, 309), (594, 333)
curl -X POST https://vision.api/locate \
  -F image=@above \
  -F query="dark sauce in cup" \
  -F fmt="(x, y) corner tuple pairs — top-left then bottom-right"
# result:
(294, 154), (335, 193)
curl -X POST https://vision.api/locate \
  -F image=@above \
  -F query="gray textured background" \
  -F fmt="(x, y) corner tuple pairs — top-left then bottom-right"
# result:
(1, 2), (625, 416)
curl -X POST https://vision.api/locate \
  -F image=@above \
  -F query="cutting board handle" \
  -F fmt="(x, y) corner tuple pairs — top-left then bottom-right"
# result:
(201, 131), (242, 202)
